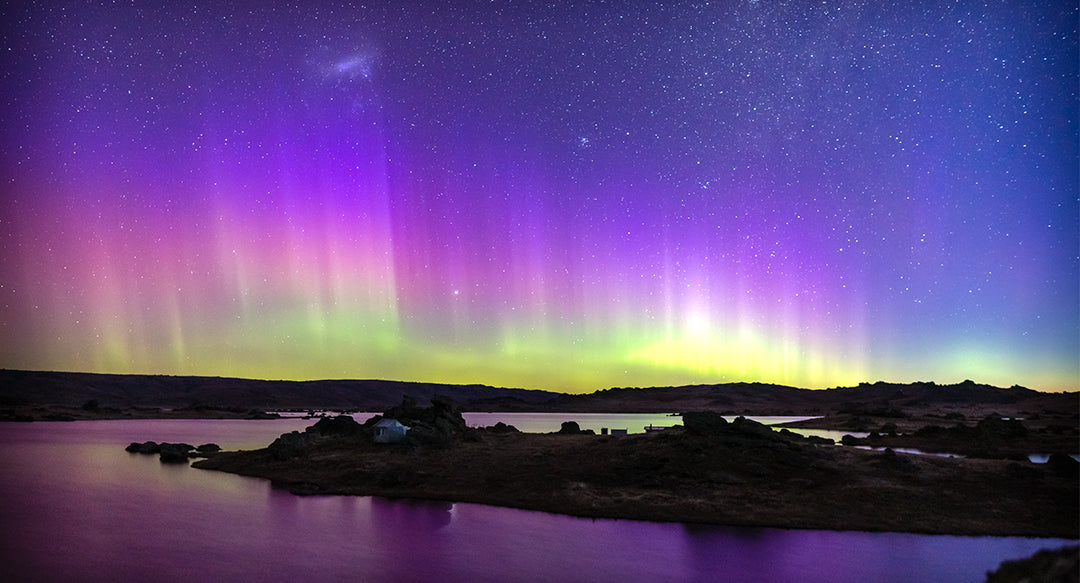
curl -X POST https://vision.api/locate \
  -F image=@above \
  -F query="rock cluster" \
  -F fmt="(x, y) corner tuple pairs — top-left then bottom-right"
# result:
(986, 545), (1078, 583)
(555, 421), (594, 435)
(841, 414), (1053, 458)
(124, 441), (220, 463)
(268, 415), (368, 460)
(368, 395), (469, 447)
(682, 411), (807, 443)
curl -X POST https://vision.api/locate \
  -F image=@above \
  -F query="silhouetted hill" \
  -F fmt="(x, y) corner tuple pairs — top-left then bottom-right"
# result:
(531, 379), (1068, 414)
(0, 370), (1073, 420)
(0, 369), (559, 413)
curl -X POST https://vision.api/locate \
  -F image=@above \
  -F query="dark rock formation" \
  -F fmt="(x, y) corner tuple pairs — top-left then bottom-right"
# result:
(268, 431), (315, 460)
(261, 415), (371, 459)
(125, 440), (197, 462)
(365, 395), (470, 447)
(681, 411), (729, 435)
(730, 415), (777, 439)
(126, 441), (161, 454)
(839, 413), (1047, 458)
(159, 443), (194, 463)
(777, 428), (834, 445)
(308, 415), (364, 437)
(558, 420), (581, 434)
(986, 545), (1078, 583)
(126, 440), (217, 461)
(554, 421), (594, 435)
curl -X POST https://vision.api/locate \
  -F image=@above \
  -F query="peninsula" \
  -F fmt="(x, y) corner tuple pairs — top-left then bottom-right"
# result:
(193, 396), (1079, 539)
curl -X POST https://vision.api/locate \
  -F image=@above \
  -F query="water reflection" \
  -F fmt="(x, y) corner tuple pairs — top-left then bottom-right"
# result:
(0, 419), (1073, 583)
(371, 497), (454, 531)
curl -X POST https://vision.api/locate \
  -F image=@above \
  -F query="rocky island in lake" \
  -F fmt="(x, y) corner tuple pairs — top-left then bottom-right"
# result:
(193, 395), (1079, 539)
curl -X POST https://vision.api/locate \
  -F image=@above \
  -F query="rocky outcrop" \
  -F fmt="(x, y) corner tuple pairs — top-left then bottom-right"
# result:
(268, 431), (316, 460)
(124, 440), (196, 462)
(264, 415), (372, 460)
(839, 414), (1048, 458)
(125, 440), (221, 461)
(159, 443), (194, 463)
(126, 441), (162, 454)
(682, 412), (803, 440)
(555, 421), (594, 435)
(986, 545), (1078, 583)
(365, 395), (470, 447)
(681, 410), (730, 435)
(308, 415), (365, 437)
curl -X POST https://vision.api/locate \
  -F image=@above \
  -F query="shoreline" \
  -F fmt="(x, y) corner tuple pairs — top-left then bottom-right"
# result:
(191, 415), (1080, 539)
(13, 404), (1076, 460)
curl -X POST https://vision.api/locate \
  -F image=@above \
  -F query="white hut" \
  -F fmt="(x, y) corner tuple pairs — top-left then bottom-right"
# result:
(373, 418), (410, 444)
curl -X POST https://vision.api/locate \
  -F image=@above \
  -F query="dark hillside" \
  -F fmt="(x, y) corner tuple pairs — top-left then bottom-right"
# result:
(0, 369), (559, 418)
(0, 370), (1074, 425)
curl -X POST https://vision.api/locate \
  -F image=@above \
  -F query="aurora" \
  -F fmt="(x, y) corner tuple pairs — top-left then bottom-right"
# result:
(1, 1), (1076, 392)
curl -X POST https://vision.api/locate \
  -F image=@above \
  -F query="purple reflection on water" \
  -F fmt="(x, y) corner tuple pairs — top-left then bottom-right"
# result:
(0, 420), (1072, 582)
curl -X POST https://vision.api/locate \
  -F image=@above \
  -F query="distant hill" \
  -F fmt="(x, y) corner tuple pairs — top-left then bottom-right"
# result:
(0, 369), (560, 412)
(0, 370), (1073, 417)
(522, 380), (1070, 414)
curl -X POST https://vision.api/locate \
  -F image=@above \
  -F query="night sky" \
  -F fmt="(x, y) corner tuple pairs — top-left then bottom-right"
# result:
(1, 1), (1076, 392)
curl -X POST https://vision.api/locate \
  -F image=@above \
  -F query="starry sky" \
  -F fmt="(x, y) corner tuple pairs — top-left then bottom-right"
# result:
(1, 1), (1077, 392)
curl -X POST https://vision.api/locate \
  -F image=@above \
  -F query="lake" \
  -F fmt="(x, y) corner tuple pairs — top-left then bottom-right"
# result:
(283, 411), (862, 442)
(0, 418), (1072, 582)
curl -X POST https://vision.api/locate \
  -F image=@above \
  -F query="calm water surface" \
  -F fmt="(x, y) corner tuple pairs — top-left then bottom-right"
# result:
(460, 412), (826, 435)
(282, 411), (863, 441)
(0, 419), (1072, 582)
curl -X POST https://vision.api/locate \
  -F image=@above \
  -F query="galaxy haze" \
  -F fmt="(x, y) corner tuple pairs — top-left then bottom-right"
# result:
(1, 1), (1076, 392)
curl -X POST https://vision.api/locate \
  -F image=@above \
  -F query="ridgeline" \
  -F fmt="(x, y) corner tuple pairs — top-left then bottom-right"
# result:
(0, 369), (1074, 423)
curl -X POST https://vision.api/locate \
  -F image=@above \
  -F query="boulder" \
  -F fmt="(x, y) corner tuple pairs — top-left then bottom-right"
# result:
(377, 395), (470, 446)
(268, 431), (313, 460)
(309, 415), (364, 437)
(159, 443), (194, 463)
(987, 545), (1079, 583)
(730, 416), (775, 438)
(125, 441), (161, 454)
(403, 423), (452, 447)
(557, 421), (582, 434)
(681, 411), (729, 435)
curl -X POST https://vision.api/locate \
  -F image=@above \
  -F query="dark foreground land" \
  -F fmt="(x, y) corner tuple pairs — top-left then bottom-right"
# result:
(192, 399), (1079, 539)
